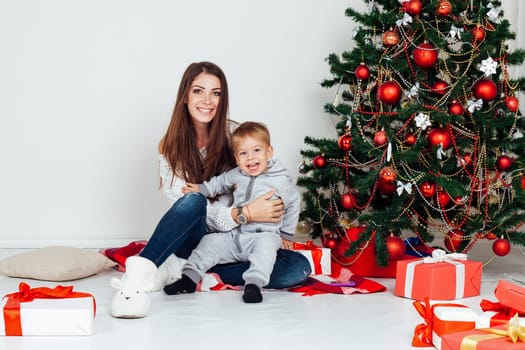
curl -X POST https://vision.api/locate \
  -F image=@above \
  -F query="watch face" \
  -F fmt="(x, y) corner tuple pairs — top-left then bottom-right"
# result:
(238, 214), (247, 224)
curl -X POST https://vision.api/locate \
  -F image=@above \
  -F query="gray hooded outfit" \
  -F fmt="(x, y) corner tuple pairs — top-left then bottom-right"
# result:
(182, 158), (300, 288)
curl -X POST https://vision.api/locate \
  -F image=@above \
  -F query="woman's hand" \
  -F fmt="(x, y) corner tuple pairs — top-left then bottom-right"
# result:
(245, 189), (284, 223)
(182, 183), (199, 193)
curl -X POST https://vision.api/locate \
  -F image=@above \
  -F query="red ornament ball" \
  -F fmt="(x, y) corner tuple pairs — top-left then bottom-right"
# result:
(471, 26), (486, 43)
(402, 0), (423, 16)
(379, 167), (397, 183)
(420, 181), (436, 198)
(340, 192), (357, 210)
(355, 63), (370, 80)
(377, 180), (396, 196)
(492, 238), (511, 256)
(377, 167), (397, 196)
(454, 196), (466, 207)
(496, 155), (513, 171)
(473, 79), (498, 102)
(444, 229), (466, 253)
(436, 190), (452, 208)
(338, 134), (352, 152)
(404, 133), (417, 146)
(377, 81), (402, 105)
(521, 175), (525, 190)
(436, 0), (452, 16)
(413, 43), (439, 68)
(448, 100), (464, 116)
(428, 127), (452, 149)
(312, 155), (327, 169)
(505, 96), (519, 113)
(432, 80), (449, 95)
(374, 130), (388, 147)
(323, 237), (339, 250)
(386, 235), (406, 261)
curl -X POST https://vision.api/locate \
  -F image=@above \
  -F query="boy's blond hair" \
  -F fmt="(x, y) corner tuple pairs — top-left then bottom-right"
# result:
(231, 122), (271, 151)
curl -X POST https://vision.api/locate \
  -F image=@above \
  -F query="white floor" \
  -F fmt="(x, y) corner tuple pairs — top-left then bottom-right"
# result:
(0, 241), (523, 350)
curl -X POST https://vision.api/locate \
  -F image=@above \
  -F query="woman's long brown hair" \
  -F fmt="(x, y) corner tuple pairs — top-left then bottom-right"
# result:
(160, 62), (236, 183)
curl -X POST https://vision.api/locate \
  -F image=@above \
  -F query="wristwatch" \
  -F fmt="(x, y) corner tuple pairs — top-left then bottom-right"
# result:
(236, 206), (248, 224)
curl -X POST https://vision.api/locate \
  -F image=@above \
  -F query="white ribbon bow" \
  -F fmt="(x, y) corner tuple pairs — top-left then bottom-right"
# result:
(480, 56), (498, 76)
(512, 130), (523, 140)
(396, 13), (413, 27)
(449, 25), (464, 39)
(436, 144), (446, 160)
(423, 249), (468, 263)
(398, 0), (409, 3)
(406, 82), (420, 99)
(415, 112), (431, 130)
(467, 98), (483, 113)
(396, 181), (413, 196)
(487, 3), (502, 23)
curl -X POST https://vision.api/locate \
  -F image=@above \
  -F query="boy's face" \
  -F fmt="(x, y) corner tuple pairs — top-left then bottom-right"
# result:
(234, 135), (273, 176)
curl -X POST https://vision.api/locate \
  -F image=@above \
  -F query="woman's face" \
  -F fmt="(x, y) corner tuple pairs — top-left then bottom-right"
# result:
(186, 72), (221, 126)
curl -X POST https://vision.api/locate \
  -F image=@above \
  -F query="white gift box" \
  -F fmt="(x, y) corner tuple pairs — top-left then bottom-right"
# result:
(431, 305), (477, 349)
(293, 247), (331, 275)
(1, 296), (95, 336)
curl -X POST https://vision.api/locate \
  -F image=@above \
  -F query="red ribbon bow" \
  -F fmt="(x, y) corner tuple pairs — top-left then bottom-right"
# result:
(293, 241), (323, 275)
(480, 298), (524, 326)
(3, 282), (96, 336)
(480, 298), (522, 316)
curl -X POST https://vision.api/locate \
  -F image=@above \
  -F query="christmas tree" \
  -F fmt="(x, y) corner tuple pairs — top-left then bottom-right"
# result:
(297, 0), (525, 266)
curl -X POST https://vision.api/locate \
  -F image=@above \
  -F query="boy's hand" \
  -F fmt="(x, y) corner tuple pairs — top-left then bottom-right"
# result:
(183, 183), (200, 193)
(281, 238), (294, 250)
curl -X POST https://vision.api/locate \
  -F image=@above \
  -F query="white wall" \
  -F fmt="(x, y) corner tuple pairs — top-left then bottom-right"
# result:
(0, 1), (522, 248)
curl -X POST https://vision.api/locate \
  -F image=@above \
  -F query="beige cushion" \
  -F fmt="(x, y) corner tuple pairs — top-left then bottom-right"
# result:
(0, 246), (117, 281)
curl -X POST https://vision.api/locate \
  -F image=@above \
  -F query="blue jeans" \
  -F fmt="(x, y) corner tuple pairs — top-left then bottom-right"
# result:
(140, 192), (311, 289)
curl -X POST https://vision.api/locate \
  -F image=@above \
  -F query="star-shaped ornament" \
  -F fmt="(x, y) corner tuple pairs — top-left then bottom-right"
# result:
(479, 56), (497, 76)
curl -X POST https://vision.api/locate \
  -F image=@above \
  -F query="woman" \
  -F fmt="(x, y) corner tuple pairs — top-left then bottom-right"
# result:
(110, 61), (311, 318)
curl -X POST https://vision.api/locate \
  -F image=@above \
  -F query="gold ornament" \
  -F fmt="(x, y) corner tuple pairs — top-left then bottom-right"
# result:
(296, 220), (313, 235)
(382, 29), (400, 47)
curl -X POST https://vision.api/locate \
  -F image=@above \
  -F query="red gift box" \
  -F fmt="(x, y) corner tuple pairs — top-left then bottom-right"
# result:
(395, 250), (482, 300)
(441, 319), (525, 350)
(495, 280), (525, 315)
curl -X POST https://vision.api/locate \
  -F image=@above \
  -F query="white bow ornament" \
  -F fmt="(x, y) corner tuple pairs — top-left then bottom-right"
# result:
(396, 181), (413, 196)
(487, 3), (502, 23)
(467, 98), (483, 113)
(396, 13), (413, 27)
(449, 25), (464, 40)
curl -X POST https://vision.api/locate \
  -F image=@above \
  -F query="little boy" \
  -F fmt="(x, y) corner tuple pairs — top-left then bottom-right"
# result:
(163, 121), (300, 303)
